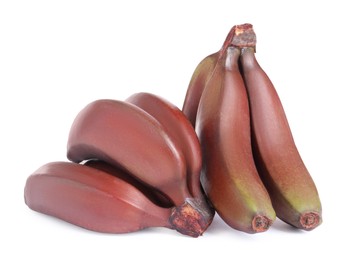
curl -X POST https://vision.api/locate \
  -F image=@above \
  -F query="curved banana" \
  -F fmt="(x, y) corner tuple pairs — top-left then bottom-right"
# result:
(24, 162), (172, 234)
(182, 23), (256, 127)
(67, 99), (187, 206)
(195, 46), (276, 233)
(126, 92), (203, 199)
(240, 47), (322, 230)
(182, 52), (218, 127)
(67, 99), (212, 236)
(84, 159), (172, 208)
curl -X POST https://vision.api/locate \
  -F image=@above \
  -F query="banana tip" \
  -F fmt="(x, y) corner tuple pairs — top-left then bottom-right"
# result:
(299, 212), (321, 231)
(252, 215), (273, 233)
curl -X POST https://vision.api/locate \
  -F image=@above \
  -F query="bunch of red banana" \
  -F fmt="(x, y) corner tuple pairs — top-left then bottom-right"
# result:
(24, 93), (215, 237)
(183, 23), (322, 233)
(25, 23), (322, 237)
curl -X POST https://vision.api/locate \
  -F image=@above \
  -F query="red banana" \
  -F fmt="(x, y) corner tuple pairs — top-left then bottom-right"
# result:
(182, 52), (218, 127)
(67, 99), (213, 236)
(195, 44), (276, 233)
(24, 162), (172, 234)
(84, 159), (172, 208)
(182, 23), (255, 127)
(240, 46), (322, 230)
(126, 92), (203, 199)
(67, 99), (187, 205)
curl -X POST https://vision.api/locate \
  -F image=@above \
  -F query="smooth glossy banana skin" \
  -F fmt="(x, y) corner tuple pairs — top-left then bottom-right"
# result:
(182, 23), (256, 128)
(126, 92), (203, 199)
(182, 52), (218, 127)
(195, 47), (276, 233)
(67, 99), (189, 206)
(240, 47), (322, 230)
(84, 159), (173, 208)
(24, 162), (172, 233)
(67, 99), (213, 236)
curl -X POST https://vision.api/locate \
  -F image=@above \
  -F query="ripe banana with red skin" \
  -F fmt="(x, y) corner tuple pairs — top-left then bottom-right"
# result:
(195, 45), (276, 233)
(126, 92), (215, 226)
(126, 92), (204, 199)
(67, 99), (213, 236)
(67, 99), (187, 205)
(240, 47), (322, 230)
(85, 159), (172, 208)
(182, 52), (218, 127)
(24, 162), (172, 234)
(182, 24), (255, 127)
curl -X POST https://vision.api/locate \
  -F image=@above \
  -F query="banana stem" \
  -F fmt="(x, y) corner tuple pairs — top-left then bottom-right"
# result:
(220, 23), (256, 59)
(169, 198), (215, 237)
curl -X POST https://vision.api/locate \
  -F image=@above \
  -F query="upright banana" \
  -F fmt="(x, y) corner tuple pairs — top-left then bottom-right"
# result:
(240, 47), (322, 230)
(182, 23), (255, 127)
(195, 45), (276, 233)
(182, 52), (218, 127)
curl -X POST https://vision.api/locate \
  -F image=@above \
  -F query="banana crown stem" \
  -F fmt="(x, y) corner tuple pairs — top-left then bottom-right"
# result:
(169, 198), (214, 237)
(220, 23), (256, 59)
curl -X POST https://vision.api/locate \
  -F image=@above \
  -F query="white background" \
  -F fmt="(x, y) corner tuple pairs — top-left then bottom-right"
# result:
(1, 0), (346, 259)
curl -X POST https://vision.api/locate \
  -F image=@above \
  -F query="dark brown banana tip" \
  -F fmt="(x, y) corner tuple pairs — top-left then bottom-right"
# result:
(252, 215), (273, 233)
(299, 212), (321, 231)
(169, 198), (215, 237)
